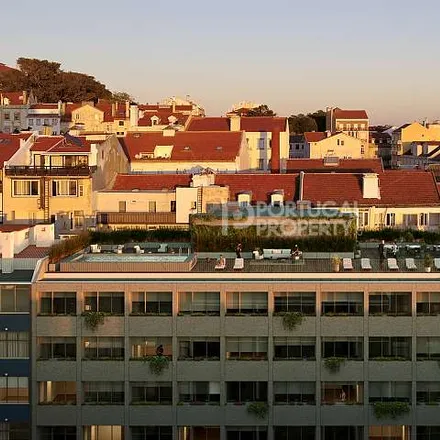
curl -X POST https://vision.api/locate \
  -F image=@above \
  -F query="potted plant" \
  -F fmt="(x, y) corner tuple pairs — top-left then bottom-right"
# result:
(247, 401), (269, 419)
(281, 311), (304, 331)
(331, 256), (341, 272)
(424, 254), (433, 273)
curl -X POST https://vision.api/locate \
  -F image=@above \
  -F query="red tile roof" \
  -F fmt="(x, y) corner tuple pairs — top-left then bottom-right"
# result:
(333, 108), (368, 120)
(138, 111), (189, 127)
(304, 132), (327, 142)
(0, 133), (32, 166)
(30, 136), (92, 153)
(121, 131), (244, 162)
(0, 63), (15, 73)
(0, 224), (30, 233)
(62, 103), (82, 121)
(30, 103), (59, 110)
(286, 159), (384, 174)
(187, 117), (288, 132)
(1, 91), (26, 105)
(15, 245), (50, 258)
(302, 171), (440, 207)
(96, 101), (128, 122)
(215, 174), (298, 203)
(111, 174), (192, 191)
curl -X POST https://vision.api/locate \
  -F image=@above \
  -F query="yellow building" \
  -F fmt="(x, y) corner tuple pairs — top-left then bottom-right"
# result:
(304, 131), (368, 159)
(2, 134), (128, 233)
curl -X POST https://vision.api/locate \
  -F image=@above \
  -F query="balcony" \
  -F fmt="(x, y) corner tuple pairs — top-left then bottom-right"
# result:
(97, 211), (177, 225)
(5, 165), (95, 176)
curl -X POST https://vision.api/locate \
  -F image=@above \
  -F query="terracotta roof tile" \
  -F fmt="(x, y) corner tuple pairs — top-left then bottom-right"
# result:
(333, 108), (369, 120)
(0, 133), (32, 166)
(1, 91), (26, 105)
(0, 224), (30, 233)
(286, 159), (384, 173)
(187, 117), (230, 131)
(30, 103), (59, 110)
(30, 136), (92, 153)
(0, 63), (15, 73)
(304, 132), (327, 142)
(121, 131), (243, 162)
(302, 171), (440, 207)
(14, 245), (50, 258)
(111, 174), (192, 190)
(138, 111), (189, 127)
(187, 117), (287, 132)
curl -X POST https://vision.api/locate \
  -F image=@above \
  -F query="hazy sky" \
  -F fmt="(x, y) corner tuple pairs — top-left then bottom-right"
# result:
(2, 0), (440, 124)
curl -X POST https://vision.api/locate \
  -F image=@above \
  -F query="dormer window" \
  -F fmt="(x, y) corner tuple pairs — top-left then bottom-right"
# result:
(151, 116), (159, 126)
(237, 193), (251, 207)
(271, 191), (284, 207)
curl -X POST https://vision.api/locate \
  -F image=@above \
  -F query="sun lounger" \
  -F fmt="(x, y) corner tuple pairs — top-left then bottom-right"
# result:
(233, 258), (244, 270)
(215, 259), (226, 270)
(90, 244), (101, 253)
(435, 258), (440, 270)
(405, 258), (417, 270)
(343, 258), (353, 271)
(134, 245), (144, 254)
(387, 258), (399, 271)
(361, 258), (372, 270)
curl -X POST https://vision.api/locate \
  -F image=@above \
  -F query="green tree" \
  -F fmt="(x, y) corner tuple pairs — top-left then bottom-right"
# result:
(112, 91), (136, 103)
(308, 110), (327, 132)
(246, 104), (276, 117)
(288, 113), (318, 134)
(0, 57), (112, 102)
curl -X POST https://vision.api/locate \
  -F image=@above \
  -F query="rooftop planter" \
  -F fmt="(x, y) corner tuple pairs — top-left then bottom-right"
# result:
(281, 311), (304, 331)
(323, 357), (346, 373)
(144, 355), (170, 375)
(359, 228), (440, 244)
(373, 401), (410, 419)
(247, 401), (269, 419)
(83, 311), (105, 330)
(48, 233), (91, 263)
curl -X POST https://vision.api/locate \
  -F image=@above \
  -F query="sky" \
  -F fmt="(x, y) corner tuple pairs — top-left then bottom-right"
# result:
(2, 0), (440, 125)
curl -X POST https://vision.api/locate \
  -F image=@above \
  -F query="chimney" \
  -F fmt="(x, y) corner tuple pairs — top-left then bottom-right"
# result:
(172, 99), (176, 113)
(125, 101), (130, 118)
(271, 131), (280, 173)
(229, 114), (241, 132)
(111, 103), (116, 117)
(22, 90), (28, 105)
(57, 100), (62, 114)
(129, 104), (139, 128)
(362, 173), (380, 199)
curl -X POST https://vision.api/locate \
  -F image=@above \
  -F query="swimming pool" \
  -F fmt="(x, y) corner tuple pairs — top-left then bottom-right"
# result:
(78, 254), (190, 263)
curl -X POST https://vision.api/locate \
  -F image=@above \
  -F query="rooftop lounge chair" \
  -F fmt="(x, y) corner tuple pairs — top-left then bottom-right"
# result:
(233, 258), (244, 270)
(343, 258), (353, 271)
(134, 245), (144, 254)
(215, 258), (226, 270)
(90, 244), (101, 254)
(435, 258), (440, 270)
(405, 258), (417, 270)
(387, 258), (399, 271)
(114, 244), (124, 254)
(361, 258), (372, 270)
(158, 243), (168, 253)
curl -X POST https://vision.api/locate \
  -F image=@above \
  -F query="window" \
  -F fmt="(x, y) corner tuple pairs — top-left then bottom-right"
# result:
(0, 332), (29, 358)
(131, 382), (172, 404)
(38, 337), (76, 360)
(226, 427), (267, 440)
(28, 118), (34, 126)
(83, 382), (124, 404)
(170, 200), (176, 212)
(369, 292), (411, 315)
(43, 118), (49, 125)
(417, 382), (440, 404)
(322, 427), (363, 440)
(190, 201), (197, 210)
(417, 426), (440, 440)
(226, 292), (268, 315)
(14, 112), (20, 121)
(273, 337), (315, 360)
(385, 213), (396, 227)
(274, 292), (315, 315)
(148, 201), (156, 213)
(131, 426), (172, 440)
(52, 118), (58, 125)
(39, 381), (76, 405)
(0, 423), (30, 440)
(321, 292), (363, 316)
(178, 381), (220, 404)
(0, 285), (29, 312)
(39, 292), (76, 315)
(178, 427), (221, 440)
(274, 382), (315, 405)
(84, 292), (124, 314)
(131, 291), (172, 315)
(227, 382), (267, 403)
(361, 147), (365, 155)
(118, 121), (124, 126)
(178, 291), (220, 315)
(369, 381), (411, 403)
(359, 210), (369, 228)
(417, 292), (440, 315)
(341, 140), (344, 146)
(130, 337), (172, 359)
(273, 427), (315, 440)
(83, 337), (124, 360)
(0, 377), (28, 403)
(321, 337), (363, 359)
(417, 337), (440, 360)
(52, 180), (77, 197)
(226, 337), (268, 360)
(258, 138), (265, 149)
(12, 180), (39, 196)
(83, 426), (124, 440)
(36, 119), (41, 126)
(179, 338), (220, 360)
(321, 382), (363, 404)
(4, 113), (10, 121)
(258, 159), (265, 170)
(40, 427), (76, 440)
(369, 337), (411, 360)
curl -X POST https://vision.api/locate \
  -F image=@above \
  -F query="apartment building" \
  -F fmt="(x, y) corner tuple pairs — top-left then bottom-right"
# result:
(326, 108), (369, 145)
(28, 243), (440, 440)
(27, 103), (62, 135)
(2, 133), (128, 232)
(186, 116), (290, 172)
(0, 91), (36, 133)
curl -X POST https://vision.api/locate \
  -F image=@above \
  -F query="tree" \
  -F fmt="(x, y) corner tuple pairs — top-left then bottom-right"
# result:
(0, 57), (112, 102)
(288, 114), (318, 134)
(112, 91), (136, 103)
(246, 104), (276, 117)
(308, 110), (327, 132)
